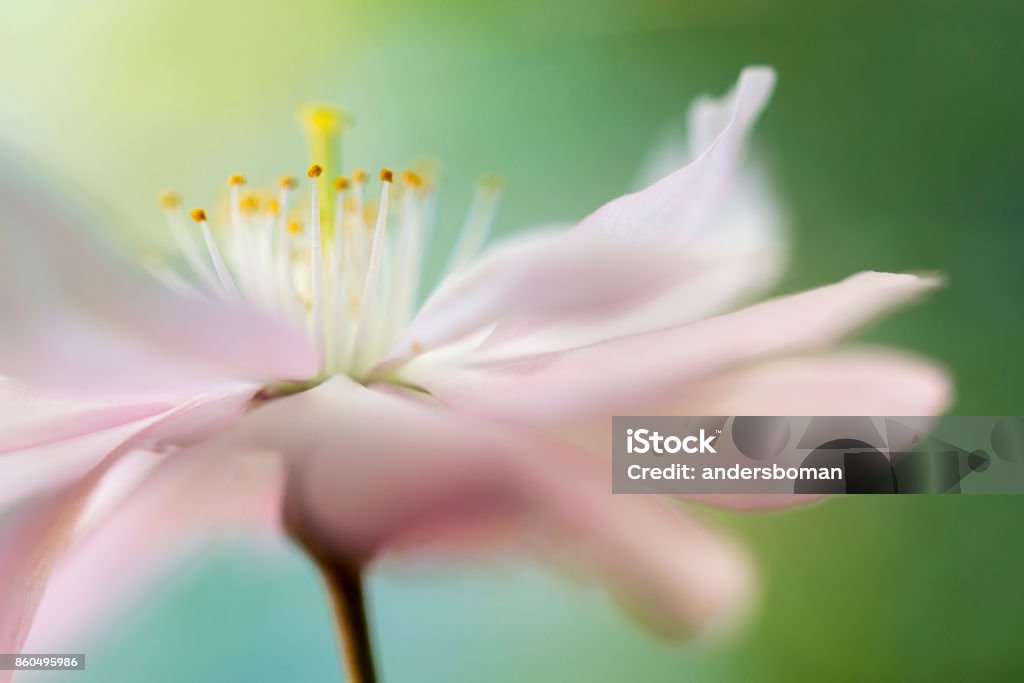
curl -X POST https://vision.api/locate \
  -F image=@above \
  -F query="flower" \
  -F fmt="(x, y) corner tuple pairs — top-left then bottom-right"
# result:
(0, 66), (950, 667)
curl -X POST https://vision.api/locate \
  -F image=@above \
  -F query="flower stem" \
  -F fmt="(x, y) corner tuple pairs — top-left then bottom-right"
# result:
(315, 556), (378, 683)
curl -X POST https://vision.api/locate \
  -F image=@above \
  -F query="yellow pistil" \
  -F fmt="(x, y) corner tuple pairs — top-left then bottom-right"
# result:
(300, 104), (350, 235)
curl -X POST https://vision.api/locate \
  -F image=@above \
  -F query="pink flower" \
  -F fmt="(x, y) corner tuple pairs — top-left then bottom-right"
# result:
(0, 66), (950, 671)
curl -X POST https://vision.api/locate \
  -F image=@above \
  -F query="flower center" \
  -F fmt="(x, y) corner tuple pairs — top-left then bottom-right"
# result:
(152, 105), (500, 385)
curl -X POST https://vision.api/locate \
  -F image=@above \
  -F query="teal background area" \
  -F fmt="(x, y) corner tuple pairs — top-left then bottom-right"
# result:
(2, 1), (1023, 681)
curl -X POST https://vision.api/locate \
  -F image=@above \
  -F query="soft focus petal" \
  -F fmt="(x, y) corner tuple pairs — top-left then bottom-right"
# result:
(23, 446), (283, 652)
(574, 66), (775, 242)
(0, 391), (257, 661)
(182, 377), (753, 636)
(0, 475), (96, 679)
(0, 380), (171, 453)
(383, 67), (777, 363)
(556, 349), (951, 512)
(0, 387), (255, 510)
(405, 272), (942, 424)
(668, 348), (952, 416)
(0, 158), (317, 397)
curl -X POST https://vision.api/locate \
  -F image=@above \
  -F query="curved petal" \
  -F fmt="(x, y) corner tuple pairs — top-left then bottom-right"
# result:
(23, 447), (284, 652)
(405, 271), (942, 425)
(0, 386), (256, 510)
(0, 380), (172, 454)
(668, 348), (952, 417)
(0, 473), (97, 681)
(0, 158), (316, 397)
(555, 348), (951, 512)
(0, 391), (255, 662)
(179, 377), (755, 637)
(383, 67), (778, 365)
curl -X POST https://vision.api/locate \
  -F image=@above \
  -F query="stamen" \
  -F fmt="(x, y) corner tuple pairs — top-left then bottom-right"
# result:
(300, 104), (349, 234)
(308, 164), (325, 363)
(400, 171), (422, 189)
(332, 177), (350, 270)
(191, 208), (240, 297)
(239, 195), (260, 213)
(274, 176), (299, 299)
(390, 169), (427, 335)
(159, 190), (181, 210)
(351, 169), (393, 371)
(158, 192), (220, 292)
(447, 174), (502, 272)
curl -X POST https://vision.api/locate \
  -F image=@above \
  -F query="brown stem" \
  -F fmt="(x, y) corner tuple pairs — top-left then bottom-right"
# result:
(283, 460), (379, 682)
(313, 555), (378, 683)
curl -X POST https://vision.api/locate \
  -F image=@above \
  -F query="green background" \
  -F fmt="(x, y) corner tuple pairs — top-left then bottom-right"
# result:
(3, 0), (1023, 680)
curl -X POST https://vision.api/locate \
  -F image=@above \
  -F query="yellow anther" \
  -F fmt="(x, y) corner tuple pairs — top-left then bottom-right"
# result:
(267, 198), (281, 215)
(410, 341), (424, 355)
(400, 171), (422, 188)
(287, 219), (303, 235)
(158, 190), (181, 210)
(380, 168), (394, 183)
(307, 163), (323, 178)
(479, 173), (503, 192)
(352, 169), (368, 183)
(228, 174), (247, 187)
(190, 208), (207, 223)
(239, 195), (260, 213)
(333, 176), (350, 192)
(279, 176), (298, 190)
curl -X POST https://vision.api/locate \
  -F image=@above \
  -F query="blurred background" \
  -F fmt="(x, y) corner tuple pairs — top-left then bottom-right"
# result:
(3, 0), (1023, 680)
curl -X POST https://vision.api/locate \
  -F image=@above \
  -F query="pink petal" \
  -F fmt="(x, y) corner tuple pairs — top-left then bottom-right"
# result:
(0, 390), (256, 661)
(383, 67), (778, 364)
(669, 348), (952, 416)
(0, 387), (255, 510)
(0, 165), (316, 397)
(574, 66), (776, 242)
(557, 348), (951, 512)
(24, 446), (284, 652)
(190, 377), (755, 636)
(0, 474), (97, 681)
(405, 271), (942, 424)
(0, 380), (172, 453)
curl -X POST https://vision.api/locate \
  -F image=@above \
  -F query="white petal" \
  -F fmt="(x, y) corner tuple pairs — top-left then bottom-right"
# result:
(405, 272), (942, 424)
(383, 67), (779, 364)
